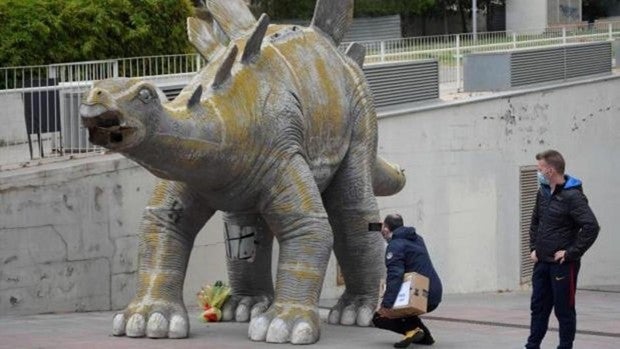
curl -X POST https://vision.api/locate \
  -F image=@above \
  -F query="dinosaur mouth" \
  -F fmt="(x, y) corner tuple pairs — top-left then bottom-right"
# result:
(80, 105), (134, 146)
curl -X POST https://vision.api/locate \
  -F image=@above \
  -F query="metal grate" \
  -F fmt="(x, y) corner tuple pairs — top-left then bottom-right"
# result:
(565, 42), (612, 79)
(511, 42), (612, 87)
(511, 47), (565, 87)
(520, 166), (538, 284)
(343, 15), (402, 43)
(364, 60), (439, 108)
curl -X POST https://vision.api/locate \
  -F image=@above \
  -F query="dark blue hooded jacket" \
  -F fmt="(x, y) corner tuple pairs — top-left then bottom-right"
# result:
(382, 226), (442, 310)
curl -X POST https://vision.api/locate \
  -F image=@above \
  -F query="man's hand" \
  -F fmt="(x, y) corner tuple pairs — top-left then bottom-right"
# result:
(530, 250), (538, 263)
(377, 306), (395, 319)
(554, 250), (566, 264)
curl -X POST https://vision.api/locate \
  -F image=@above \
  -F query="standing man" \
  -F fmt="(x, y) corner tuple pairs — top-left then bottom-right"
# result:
(373, 214), (442, 348)
(525, 149), (600, 349)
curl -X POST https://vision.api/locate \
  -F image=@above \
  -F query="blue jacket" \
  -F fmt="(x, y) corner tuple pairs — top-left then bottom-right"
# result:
(382, 226), (443, 310)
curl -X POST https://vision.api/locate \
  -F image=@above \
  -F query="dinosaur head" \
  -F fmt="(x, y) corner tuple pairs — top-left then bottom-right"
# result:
(80, 78), (167, 151)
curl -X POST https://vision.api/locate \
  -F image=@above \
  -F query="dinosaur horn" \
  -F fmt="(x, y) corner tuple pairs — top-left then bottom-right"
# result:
(212, 45), (238, 89)
(188, 85), (203, 108)
(187, 17), (225, 62)
(206, 0), (256, 40)
(242, 14), (270, 64)
(311, 0), (353, 45)
(345, 42), (366, 67)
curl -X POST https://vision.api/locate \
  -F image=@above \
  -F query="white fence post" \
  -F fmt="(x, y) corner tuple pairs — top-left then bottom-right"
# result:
(609, 22), (613, 41)
(195, 54), (202, 71)
(512, 32), (517, 49)
(562, 27), (567, 45)
(456, 34), (461, 91)
(380, 41), (386, 62)
(113, 60), (119, 78)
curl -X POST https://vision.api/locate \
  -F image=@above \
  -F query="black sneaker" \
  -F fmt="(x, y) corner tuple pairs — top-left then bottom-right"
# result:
(393, 328), (425, 348)
(418, 333), (435, 345)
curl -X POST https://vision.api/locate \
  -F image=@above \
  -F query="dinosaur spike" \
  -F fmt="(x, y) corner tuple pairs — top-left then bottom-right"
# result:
(345, 42), (366, 67)
(194, 8), (230, 44)
(311, 0), (353, 45)
(187, 17), (226, 62)
(242, 14), (270, 64)
(206, 0), (256, 40)
(188, 85), (203, 108)
(212, 45), (238, 89)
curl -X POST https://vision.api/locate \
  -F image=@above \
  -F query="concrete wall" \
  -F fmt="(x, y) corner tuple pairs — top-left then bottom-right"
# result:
(0, 156), (344, 316)
(2, 75), (619, 316)
(376, 75), (620, 293)
(507, 0), (548, 33)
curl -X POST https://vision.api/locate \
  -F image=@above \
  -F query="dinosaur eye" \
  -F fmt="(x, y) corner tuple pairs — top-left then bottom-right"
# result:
(138, 88), (153, 103)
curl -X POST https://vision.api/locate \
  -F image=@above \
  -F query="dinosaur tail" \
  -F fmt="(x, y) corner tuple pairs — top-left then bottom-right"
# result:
(311, 0), (354, 45)
(372, 156), (406, 196)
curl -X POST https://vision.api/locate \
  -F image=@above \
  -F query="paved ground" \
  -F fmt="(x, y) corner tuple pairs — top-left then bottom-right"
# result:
(1, 289), (618, 349)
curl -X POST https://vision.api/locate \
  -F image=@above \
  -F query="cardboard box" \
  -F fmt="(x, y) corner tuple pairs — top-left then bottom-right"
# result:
(378, 272), (429, 317)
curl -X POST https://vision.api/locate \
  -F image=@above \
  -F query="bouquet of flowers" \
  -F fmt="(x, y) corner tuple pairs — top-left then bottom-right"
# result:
(197, 280), (231, 322)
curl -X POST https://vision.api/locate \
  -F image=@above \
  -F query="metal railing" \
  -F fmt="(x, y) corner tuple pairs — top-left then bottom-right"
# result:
(2, 21), (619, 166)
(349, 21), (620, 94)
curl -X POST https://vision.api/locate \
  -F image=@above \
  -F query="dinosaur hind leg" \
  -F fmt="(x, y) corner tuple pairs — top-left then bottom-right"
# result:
(220, 212), (274, 322)
(322, 143), (385, 327)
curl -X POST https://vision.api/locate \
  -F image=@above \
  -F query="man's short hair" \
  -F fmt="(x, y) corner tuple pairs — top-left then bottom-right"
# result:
(536, 149), (565, 174)
(383, 214), (404, 231)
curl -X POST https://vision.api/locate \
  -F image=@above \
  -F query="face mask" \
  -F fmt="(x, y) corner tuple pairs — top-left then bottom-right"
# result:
(537, 171), (550, 186)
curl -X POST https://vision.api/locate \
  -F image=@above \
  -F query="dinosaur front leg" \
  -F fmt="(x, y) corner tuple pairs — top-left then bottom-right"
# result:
(112, 180), (213, 339)
(248, 155), (333, 344)
(220, 212), (274, 322)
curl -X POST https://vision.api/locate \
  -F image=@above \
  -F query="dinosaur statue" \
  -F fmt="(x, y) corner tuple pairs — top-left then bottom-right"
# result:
(79, 0), (406, 344)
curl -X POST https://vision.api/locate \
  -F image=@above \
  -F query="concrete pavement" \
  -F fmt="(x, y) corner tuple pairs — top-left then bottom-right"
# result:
(0, 289), (618, 349)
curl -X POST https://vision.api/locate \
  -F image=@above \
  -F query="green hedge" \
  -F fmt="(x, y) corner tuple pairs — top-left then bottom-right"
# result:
(0, 0), (194, 67)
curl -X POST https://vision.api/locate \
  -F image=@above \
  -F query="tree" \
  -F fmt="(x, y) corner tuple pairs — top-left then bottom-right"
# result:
(0, 0), (194, 67)
(247, 0), (436, 19)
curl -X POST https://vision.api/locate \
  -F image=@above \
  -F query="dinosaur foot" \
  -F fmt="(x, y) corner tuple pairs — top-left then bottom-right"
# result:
(248, 304), (320, 344)
(112, 299), (188, 338)
(221, 295), (272, 322)
(327, 294), (375, 326)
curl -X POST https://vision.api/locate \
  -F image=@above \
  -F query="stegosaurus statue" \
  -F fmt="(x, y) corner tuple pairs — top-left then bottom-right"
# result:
(80, 0), (406, 344)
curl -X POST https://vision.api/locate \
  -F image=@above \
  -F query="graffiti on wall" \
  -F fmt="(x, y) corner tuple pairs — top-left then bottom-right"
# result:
(560, 4), (580, 21)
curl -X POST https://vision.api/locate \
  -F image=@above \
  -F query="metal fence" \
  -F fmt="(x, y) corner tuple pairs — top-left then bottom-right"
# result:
(354, 21), (620, 93)
(1, 21), (619, 166)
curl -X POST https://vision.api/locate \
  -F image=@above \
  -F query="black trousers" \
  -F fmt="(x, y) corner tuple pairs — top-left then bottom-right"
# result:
(372, 303), (438, 337)
(526, 261), (580, 349)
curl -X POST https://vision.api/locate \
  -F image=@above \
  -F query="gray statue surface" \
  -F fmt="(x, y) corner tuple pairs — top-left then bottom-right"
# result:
(79, 0), (406, 344)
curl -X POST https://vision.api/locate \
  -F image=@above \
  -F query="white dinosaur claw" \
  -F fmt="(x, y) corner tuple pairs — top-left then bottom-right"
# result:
(146, 312), (169, 338)
(356, 305), (374, 326)
(291, 321), (319, 344)
(327, 308), (341, 325)
(221, 296), (239, 321)
(266, 318), (291, 343)
(340, 304), (358, 326)
(250, 300), (270, 319)
(235, 297), (253, 322)
(168, 315), (189, 339)
(126, 313), (146, 337)
(328, 296), (378, 327)
(249, 314), (271, 341)
(112, 313), (126, 336)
